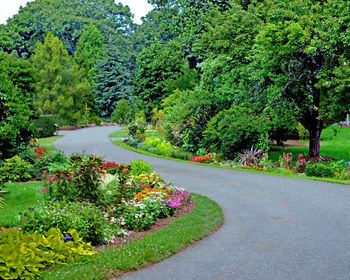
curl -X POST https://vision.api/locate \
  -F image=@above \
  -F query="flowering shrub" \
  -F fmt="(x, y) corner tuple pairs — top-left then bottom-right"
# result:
(99, 161), (118, 174)
(190, 153), (214, 163)
(134, 186), (171, 201)
(294, 154), (307, 173)
(132, 172), (165, 188)
(19, 200), (128, 244)
(34, 146), (48, 159)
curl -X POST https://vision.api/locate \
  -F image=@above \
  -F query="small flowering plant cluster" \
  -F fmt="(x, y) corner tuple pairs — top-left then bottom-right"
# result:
(190, 153), (214, 163)
(19, 200), (128, 245)
(34, 146), (48, 159)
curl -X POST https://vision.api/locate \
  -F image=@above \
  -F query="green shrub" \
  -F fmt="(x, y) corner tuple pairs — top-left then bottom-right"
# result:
(19, 201), (127, 244)
(130, 159), (153, 176)
(155, 141), (175, 156)
(305, 163), (335, 178)
(202, 105), (267, 158)
(43, 155), (103, 203)
(0, 228), (95, 280)
(111, 99), (131, 124)
(34, 114), (58, 138)
(0, 156), (32, 182)
(128, 123), (146, 140)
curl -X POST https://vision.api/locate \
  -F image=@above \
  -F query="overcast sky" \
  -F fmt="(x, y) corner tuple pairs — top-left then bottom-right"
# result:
(0, 0), (153, 24)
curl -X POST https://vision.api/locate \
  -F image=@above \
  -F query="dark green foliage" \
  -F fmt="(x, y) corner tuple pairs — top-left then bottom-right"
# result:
(0, 228), (95, 280)
(305, 164), (335, 178)
(94, 38), (132, 117)
(202, 106), (267, 158)
(32, 32), (92, 124)
(0, 52), (38, 159)
(73, 23), (104, 118)
(133, 40), (189, 116)
(162, 88), (220, 152)
(2, 0), (134, 57)
(34, 115), (57, 138)
(252, 0), (350, 156)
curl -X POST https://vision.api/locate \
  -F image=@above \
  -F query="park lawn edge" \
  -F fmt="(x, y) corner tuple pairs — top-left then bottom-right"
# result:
(112, 140), (350, 186)
(41, 193), (224, 280)
(38, 136), (61, 152)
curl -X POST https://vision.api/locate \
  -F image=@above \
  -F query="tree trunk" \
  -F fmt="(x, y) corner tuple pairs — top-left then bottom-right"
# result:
(308, 123), (322, 157)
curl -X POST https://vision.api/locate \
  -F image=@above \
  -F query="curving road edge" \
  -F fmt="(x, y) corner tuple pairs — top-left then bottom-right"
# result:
(54, 126), (350, 280)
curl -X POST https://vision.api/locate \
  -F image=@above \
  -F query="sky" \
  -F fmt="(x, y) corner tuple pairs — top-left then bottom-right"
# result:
(0, 0), (153, 24)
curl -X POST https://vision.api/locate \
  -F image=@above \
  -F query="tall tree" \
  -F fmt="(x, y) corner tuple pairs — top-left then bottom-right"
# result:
(93, 38), (132, 118)
(2, 0), (134, 57)
(133, 39), (189, 116)
(252, 0), (350, 157)
(32, 32), (90, 124)
(74, 23), (104, 117)
(0, 51), (38, 159)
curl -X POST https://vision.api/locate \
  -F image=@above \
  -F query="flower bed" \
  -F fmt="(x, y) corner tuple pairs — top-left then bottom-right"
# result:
(1, 154), (193, 279)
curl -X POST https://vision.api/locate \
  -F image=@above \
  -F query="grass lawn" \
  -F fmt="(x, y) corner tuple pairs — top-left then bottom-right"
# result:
(38, 136), (61, 152)
(41, 193), (223, 280)
(0, 182), (42, 227)
(269, 126), (350, 162)
(109, 128), (160, 138)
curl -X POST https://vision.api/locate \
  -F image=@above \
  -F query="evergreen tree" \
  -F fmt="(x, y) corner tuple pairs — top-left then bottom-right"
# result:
(74, 23), (104, 117)
(32, 32), (91, 124)
(93, 38), (132, 118)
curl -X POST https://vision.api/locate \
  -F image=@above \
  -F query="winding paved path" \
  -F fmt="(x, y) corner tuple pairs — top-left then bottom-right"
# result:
(54, 126), (350, 280)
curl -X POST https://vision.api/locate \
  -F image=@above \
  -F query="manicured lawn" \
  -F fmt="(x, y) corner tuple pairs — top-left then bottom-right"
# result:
(38, 136), (61, 152)
(269, 126), (350, 162)
(0, 182), (42, 227)
(41, 193), (223, 280)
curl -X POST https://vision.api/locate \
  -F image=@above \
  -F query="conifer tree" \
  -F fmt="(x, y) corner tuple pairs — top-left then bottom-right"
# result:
(93, 38), (132, 117)
(32, 32), (91, 124)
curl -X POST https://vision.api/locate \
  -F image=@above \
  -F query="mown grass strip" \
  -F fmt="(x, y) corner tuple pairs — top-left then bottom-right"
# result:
(112, 140), (350, 185)
(38, 136), (61, 152)
(41, 194), (223, 279)
(0, 182), (42, 227)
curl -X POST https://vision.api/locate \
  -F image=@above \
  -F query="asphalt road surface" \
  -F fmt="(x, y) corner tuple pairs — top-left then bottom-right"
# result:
(54, 126), (350, 280)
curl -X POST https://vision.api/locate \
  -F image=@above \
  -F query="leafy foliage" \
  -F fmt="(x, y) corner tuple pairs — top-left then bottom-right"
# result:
(0, 228), (95, 280)
(202, 106), (267, 158)
(0, 156), (32, 183)
(0, 52), (38, 159)
(93, 38), (132, 117)
(2, 0), (134, 56)
(111, 99), (131, 124)
(34, 115), (58, 138)
(32, 32), (91, 124)
(133, 40), (189, 116)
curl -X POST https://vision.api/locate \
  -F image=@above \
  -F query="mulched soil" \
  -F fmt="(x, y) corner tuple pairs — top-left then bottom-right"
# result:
(303, 155), (336, 162)
(59, 125), (84, 130)
(94, 200), (196, 252)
